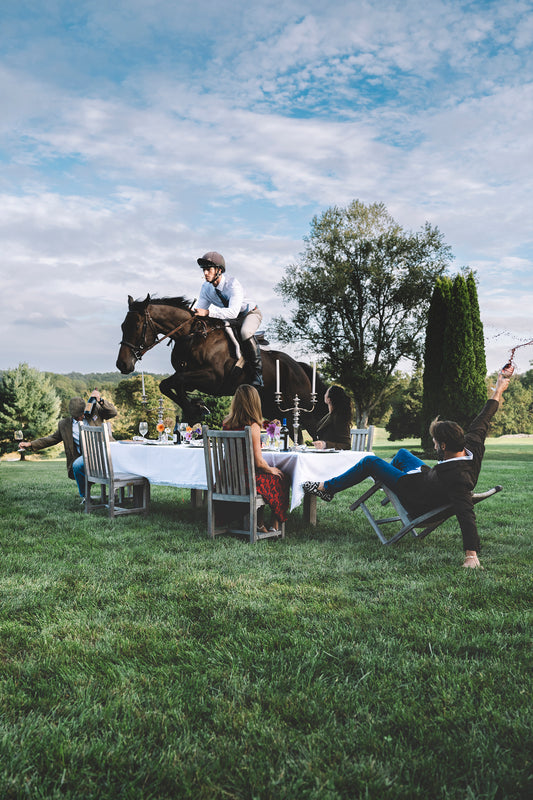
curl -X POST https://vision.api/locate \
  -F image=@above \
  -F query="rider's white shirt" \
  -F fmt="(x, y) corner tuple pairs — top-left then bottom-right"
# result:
(197, 274), (256, 320)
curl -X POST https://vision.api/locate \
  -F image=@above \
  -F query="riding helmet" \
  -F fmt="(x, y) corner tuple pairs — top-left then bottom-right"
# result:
(197, 251), (225, 272)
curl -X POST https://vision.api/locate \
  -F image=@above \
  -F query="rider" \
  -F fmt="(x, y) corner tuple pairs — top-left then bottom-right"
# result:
(194, 251), (264, 388)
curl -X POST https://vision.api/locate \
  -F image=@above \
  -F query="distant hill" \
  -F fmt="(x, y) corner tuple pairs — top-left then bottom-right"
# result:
(44, 370), (169, 386)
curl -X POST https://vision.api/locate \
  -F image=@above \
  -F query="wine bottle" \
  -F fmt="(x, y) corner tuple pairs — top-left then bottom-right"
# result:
(280, 418), (290, 451)
(173, 417), (181, 444)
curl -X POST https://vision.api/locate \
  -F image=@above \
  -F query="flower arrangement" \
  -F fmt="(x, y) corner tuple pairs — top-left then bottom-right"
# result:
(156, 422), (165, 434)
(184, 424), (202, 442)
(265, 419), (281, 437)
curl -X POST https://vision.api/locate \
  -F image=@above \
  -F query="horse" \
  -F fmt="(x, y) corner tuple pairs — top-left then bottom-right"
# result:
(116, 294), (328, 437)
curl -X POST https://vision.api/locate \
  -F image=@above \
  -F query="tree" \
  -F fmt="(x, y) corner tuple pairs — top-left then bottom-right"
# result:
(0, 363), (60, 455)
(467, 271), (487, 386)
(386, 368), (424, 440)
(486, 373), (533, 435)
(421, 271), (488, 450)
(421, 277), (452, 450)
(113, 374), (175, 440)
(271, 200), (452, 426)
(112, 375), (231, 439)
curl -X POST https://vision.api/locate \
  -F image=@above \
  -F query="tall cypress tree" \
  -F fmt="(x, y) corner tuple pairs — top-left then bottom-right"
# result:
(421, 276), (452, 451)
(466, 270), (488, 416)
(440, 274), (476, 428)
(421, 271), (488, 450)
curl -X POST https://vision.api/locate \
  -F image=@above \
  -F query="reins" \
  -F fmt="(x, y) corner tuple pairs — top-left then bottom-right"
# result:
(120, 307), (196, 360)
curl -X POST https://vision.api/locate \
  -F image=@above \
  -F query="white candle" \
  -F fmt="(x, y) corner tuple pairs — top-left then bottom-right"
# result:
(276, 359), (280, 394)
(312, 361), (316, 394)
(141, 370), (145, 396)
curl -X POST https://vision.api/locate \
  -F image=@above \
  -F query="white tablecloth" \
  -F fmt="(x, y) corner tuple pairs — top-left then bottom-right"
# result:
(110, 442), (370, 512)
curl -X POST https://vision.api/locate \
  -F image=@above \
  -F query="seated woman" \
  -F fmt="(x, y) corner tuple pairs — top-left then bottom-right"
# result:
(223, 384), (290, 533)
(313, 385), (352, 450)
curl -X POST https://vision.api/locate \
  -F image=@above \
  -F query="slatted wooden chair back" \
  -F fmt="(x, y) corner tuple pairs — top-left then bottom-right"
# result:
(202, 426), (283, 542)
(79, 423), (150, 518)
(350, 425), (375, 452)
(82, 424), (110, 482)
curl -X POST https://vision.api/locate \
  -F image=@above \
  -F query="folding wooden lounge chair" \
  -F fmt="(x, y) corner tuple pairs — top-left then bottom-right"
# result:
(349, 480), (502, 545)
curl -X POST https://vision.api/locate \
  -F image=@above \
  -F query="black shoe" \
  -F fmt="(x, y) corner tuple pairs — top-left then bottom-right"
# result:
(302, 481), (333, 502)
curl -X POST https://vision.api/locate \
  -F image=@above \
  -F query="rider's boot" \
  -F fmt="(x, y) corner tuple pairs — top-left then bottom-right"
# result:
(242, 337), (264, 388)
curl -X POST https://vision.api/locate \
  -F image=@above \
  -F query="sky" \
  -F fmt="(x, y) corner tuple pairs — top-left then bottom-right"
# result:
(1, 0), (532, 378)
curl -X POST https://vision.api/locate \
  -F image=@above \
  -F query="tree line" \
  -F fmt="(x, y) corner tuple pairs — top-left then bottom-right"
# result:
(0, 367), (231, 456)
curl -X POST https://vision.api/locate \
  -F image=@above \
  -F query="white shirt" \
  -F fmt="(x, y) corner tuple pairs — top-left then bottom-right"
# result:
(196, 274), (256, 320)
(406, 448), (474, 474)
(72, 418), (81, 453)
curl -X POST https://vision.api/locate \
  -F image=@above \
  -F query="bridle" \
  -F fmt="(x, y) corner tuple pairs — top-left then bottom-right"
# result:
(119, 306), (195, 361)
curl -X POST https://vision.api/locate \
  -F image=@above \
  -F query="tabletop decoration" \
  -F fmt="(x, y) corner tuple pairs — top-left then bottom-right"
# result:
(274, 359), (318, 444)
(184, 423), (203, 442)
(265, 419), (281, 449)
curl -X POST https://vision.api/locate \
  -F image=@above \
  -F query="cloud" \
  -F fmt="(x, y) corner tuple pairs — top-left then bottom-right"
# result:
(1, 0), (532, 376)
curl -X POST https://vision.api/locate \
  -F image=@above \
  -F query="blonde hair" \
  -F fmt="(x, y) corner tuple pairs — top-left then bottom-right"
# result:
(223, 384), (264, 429)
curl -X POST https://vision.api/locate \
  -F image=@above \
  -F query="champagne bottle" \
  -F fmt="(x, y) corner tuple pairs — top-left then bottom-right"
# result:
(280, 418), (290, 452)
(173, 417), (181, 444)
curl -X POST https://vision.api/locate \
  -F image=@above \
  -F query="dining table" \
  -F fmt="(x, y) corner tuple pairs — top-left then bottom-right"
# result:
(110, 440), (372, 525)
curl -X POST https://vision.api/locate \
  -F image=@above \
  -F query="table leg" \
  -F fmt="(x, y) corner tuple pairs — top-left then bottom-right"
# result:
(190, 489), (207, 507)
(303, 493), (317, 526)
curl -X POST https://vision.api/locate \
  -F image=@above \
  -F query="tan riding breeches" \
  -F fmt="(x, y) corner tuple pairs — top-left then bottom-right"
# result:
(240, 307), (262, 341)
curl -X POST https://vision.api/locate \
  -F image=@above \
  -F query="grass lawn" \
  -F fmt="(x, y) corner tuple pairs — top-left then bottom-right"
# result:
(0, 438), (531, 800)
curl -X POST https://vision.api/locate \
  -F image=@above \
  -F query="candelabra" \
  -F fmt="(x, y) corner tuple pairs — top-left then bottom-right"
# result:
(275, 358), (318, 445)
(275, 390), (317, 445)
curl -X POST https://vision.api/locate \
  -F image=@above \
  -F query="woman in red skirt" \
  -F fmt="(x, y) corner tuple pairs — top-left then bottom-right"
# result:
(223, 384), (290, 533)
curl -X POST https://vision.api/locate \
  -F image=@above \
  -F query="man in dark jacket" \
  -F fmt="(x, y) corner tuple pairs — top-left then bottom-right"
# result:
(303, 371), (511, 568)
(19, 389), (117, 499)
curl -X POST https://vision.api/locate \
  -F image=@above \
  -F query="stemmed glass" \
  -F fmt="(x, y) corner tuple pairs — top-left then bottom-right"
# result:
(14, 430), (23, 450)
(139, 421), (148, 440)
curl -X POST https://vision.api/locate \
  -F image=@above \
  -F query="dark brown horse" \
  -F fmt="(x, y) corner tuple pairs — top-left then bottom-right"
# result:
(116, 295), (328, 436)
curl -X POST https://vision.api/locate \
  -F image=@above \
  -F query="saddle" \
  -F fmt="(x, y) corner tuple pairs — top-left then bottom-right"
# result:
(191, 317), (269, 355)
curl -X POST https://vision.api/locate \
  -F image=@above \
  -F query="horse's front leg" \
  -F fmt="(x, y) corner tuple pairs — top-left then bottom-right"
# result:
(159, 371), (212, 424)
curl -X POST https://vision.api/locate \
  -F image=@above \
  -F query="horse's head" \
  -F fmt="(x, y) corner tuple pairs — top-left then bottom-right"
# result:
(116, 294), (195, 374)
(116, 294), (155, 374)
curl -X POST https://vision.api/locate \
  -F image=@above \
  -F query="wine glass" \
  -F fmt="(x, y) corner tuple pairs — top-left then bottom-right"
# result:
(139, 421), (148, 440)
(14, 430), (23, 450)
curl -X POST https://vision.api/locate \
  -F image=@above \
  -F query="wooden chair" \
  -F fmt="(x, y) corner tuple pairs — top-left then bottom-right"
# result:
(202, 426), (285, 542)
(79, 424), (150, 518)
(350, 426), (375, 452)
(349, 480), (502, 545)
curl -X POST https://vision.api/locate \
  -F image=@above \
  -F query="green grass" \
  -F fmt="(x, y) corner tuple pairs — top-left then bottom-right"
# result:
(0, 440), (532, 800)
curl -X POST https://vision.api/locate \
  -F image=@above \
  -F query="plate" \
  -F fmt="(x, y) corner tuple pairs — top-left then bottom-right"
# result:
(302, 448), (338, 453)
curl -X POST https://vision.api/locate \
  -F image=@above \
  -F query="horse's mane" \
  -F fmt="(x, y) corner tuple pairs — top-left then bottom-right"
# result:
(130, 295), (193, 312)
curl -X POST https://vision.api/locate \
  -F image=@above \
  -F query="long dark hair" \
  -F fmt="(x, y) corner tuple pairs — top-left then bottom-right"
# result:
(327, 385), (353, 424)
(223, 384), (264, 429)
